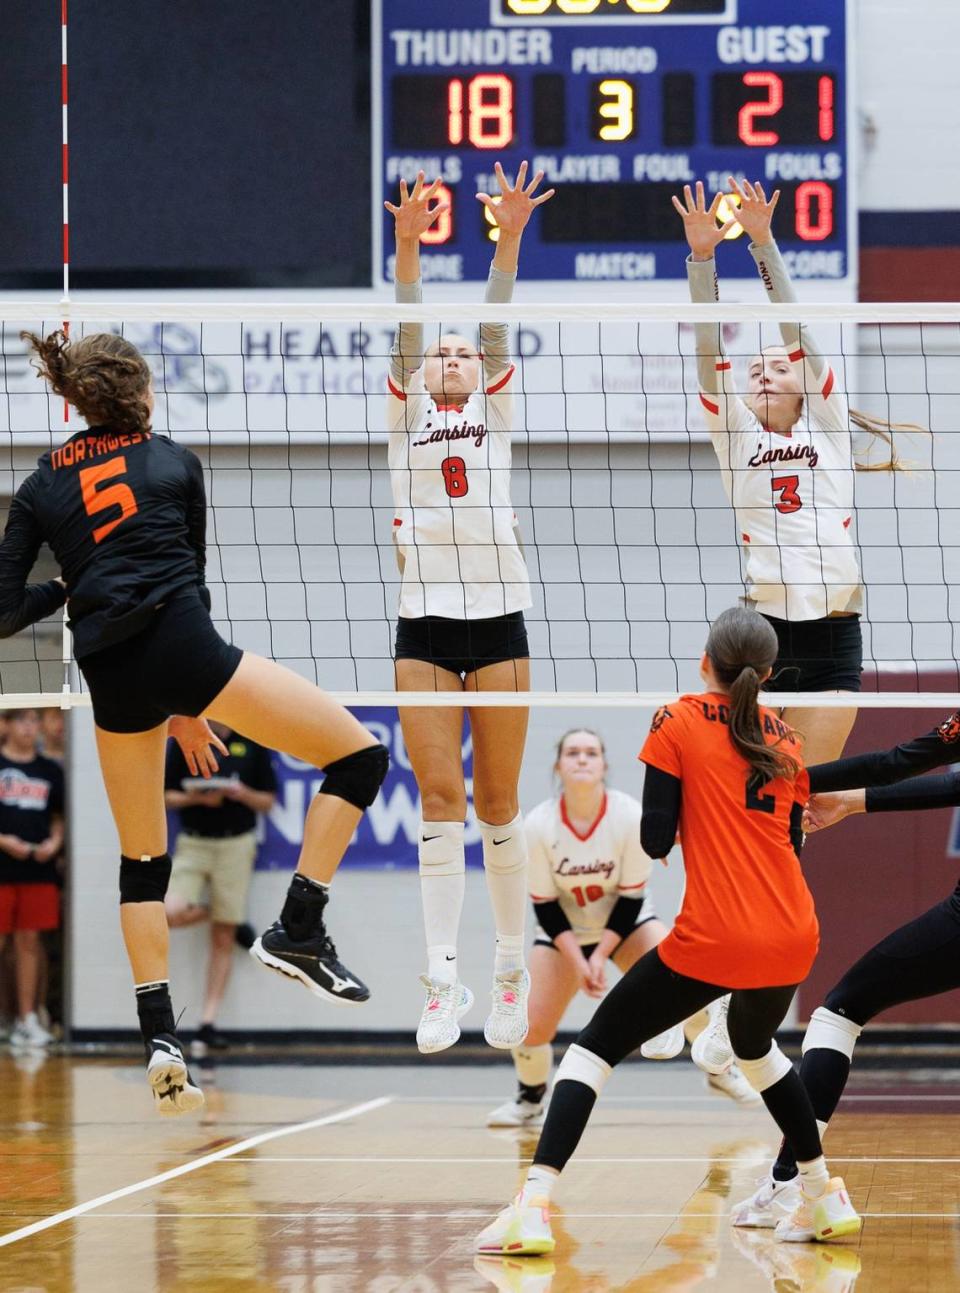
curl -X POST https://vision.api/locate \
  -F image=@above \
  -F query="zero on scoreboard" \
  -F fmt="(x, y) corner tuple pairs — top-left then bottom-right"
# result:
(374, 0), (853, 284)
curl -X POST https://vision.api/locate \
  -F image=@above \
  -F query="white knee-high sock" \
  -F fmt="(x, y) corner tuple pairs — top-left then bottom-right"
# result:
(479, 813), (528, 974)
(514, 1042), (553, 1091)
(419, 821), (465, 984)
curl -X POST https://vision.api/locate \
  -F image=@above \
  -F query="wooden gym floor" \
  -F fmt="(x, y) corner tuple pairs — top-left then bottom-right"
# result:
(0, 1052), (957, 1291)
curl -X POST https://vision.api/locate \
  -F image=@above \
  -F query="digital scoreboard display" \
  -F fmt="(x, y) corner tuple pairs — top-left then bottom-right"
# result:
(375, 0), (852, 284)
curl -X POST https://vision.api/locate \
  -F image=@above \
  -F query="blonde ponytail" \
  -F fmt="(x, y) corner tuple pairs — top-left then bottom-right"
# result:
(850, 408), (929, 473)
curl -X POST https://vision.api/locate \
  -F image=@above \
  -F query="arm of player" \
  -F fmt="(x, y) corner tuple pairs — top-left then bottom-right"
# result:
(385, 172), (448, 397)
(0, 474), (68, 638)
(730, 177), (845, 433)
(477, 160), (554, 388)
(805, 771), (960, 835)
(674, 183), (756, 459)
(808, 712), (960, 794)
(640, 765), (682, 859)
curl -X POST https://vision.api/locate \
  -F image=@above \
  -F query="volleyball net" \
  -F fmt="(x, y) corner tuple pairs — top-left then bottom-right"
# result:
(1, 299), (958, 709)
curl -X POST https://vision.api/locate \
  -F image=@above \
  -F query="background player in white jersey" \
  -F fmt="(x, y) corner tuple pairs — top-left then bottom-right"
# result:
(487, 729), (758, 1129)
(385, 164), (554, 1056)
(674, 178), (923, 1072)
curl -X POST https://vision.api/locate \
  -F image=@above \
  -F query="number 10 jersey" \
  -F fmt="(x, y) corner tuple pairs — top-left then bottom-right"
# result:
(387, 366), (532, 620)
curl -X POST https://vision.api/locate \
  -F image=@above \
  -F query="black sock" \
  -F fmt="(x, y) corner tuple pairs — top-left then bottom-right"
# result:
(759, 1069), (822, 1166)
(280, 873), (329, 941)
(773, 1047), (852, 1178)
(135, 980), (176, 1041)
(519, 1081), (547, 1105)
(533, 1079), (598, 1172)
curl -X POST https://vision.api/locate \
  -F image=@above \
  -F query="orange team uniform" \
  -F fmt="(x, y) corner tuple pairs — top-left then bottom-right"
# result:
(639, 692), (818, 989)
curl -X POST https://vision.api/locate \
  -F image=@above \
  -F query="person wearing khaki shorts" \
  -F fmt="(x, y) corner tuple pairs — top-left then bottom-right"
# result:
(165, 721), (277, 1056)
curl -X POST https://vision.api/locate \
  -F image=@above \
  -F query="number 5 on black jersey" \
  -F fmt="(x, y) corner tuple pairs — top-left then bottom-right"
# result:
(80, 457), (138, 543)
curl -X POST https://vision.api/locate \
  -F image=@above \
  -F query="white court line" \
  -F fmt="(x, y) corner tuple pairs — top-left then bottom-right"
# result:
(75, 1210), (960, 1221)
(395, 1093), (960, 1104)
(0, 1095), (392, 1249)
(223, 1154), (960, 1165)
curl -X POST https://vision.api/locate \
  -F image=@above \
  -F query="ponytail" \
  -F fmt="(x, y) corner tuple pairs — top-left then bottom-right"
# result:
(21, 329), (152, 434)
(850, 408), (929, 474)
(704, 606), (800, 790)
(727, 663), (799, 788)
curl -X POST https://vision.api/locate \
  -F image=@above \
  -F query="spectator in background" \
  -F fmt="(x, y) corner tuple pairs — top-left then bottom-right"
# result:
(40, 708), (66, 762)
(0, 710), (65, 1048)
(165, 722), (277, 1057)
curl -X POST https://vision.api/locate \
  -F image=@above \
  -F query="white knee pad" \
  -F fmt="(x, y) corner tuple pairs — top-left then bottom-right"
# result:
(418, 821), (465, 876)
(554, 1043), (612, 1097)
(736, 1043), (793, 1094)
(479, 814), (526, 875)
(802, 1006), (862, 1060)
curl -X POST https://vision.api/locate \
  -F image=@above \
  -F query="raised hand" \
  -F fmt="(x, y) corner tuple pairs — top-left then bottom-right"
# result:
(476, 160), (555, 237)
(384, 171), (449, 244)
(671, 181), (737, 260)
(726, 176), (780, 245)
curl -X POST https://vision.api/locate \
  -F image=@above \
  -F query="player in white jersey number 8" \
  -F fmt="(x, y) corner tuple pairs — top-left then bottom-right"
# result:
(486, 729), (759, 1129)
(385, 164), (554, 1055)
(674, 178), (928, 1075)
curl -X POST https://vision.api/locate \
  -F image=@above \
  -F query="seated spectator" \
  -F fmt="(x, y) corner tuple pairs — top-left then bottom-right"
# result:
(165, 721), (277, 1057)
(0, 710), (65, 1049)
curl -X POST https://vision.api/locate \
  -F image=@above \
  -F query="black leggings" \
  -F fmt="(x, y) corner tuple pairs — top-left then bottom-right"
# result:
(775, 889), (960, 1177)
(535, 948), (814, 1172)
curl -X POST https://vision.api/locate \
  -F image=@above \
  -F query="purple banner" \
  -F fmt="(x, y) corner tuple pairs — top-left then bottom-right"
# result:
(256, 707), (481, 871)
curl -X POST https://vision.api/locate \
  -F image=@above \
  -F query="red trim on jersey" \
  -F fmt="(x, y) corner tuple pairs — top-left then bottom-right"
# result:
(393, 518), (402, 527)
(560, 792), (608, 842)
(821, 368), (835, 399)
(531, 893), (556, 902)
(715, 361), (731, 371)
(434, 401), (467, 412)
(843, 516), (851, 529)
(788, 348), (805, 363)
(742, 533), (751, 543)
(387, 375), (406, 401)
(617, 882), (646, 892)
(699, 393), (719, 415)
(485, 364), (515, 396)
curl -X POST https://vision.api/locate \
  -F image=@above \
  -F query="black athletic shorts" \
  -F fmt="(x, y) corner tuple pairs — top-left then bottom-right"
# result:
(762, 613), (863, 693)
(394, 610), (529, 678)
(78, 587), (243, 734)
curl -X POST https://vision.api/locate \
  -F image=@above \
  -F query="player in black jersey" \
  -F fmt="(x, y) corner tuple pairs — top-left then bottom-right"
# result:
(2, 330), (389, 1116)
(733, 710), (960, 1228)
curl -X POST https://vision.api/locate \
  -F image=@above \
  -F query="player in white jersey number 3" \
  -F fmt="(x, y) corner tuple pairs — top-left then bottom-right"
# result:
(386, 164), (554, 1055)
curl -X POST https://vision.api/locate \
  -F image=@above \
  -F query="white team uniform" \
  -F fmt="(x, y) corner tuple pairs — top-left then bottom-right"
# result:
(698, 354), (862, 622)
(387, 365), (532, 621)
(525, 789), (653, 946)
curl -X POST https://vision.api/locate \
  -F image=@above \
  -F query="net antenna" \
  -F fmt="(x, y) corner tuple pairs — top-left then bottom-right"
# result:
(2, 298), (958, 711)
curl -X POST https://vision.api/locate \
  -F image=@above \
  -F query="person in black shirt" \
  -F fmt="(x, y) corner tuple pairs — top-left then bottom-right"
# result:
(0, 710), (64, 1049)
(733, 710), (960, 1228)
(165, 723), (277, 1055)
(3, 330), (389, 1116)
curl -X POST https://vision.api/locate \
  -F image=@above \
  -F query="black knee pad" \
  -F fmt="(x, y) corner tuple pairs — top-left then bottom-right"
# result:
(119, 853), (172, 904)
(318, 742), (389, 811)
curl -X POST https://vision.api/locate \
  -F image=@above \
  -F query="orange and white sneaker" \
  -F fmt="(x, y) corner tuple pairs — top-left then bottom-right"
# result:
(775, 1178), (861, 1243)
(640, 1022), (685, 1060)
(484, 969), (530, 1050)
(475, 1192), (556, 1257)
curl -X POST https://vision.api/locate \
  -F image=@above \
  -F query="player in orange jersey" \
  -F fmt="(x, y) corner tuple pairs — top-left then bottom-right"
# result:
(476, 606), (860, 1256)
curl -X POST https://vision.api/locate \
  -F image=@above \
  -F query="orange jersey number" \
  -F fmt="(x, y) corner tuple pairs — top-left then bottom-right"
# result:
(80, 457), (138, 543)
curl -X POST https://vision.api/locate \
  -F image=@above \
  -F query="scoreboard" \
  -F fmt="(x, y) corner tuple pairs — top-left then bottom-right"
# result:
(374, 0), (853, 285)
